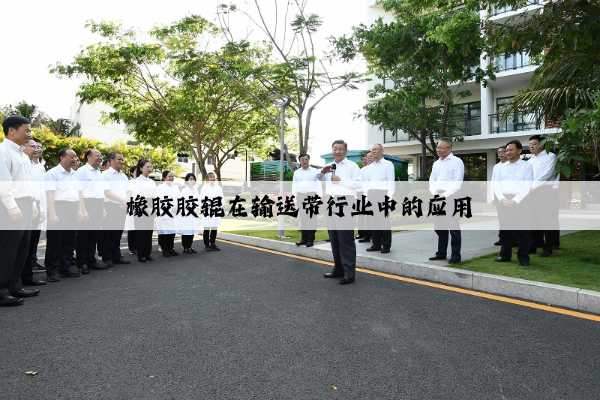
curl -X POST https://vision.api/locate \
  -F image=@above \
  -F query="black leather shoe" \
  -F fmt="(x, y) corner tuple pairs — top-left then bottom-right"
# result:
(494, 257), (511, 262)
(205, 246), (213, 252)
(520, 261), (530, 266)
(103, 259), (114, 268)
(32, 262), (45, 271)
(162, 251), (171, 257)
(358, 238), (371, 243)
(355, 235), (364, 240)
(493, 241), (501, 246)
(428, 255), (446, 260)
(381, 248), (390, 254)
(114, 258), (131, 265)
(539, 251), (552, 257)
(59, 268), (81, 278)
(23, 277), (46, 286)
(295, 240), (308, 246)
(46, 275), (60, 283)
(324, 272), (344, 278)
(0, 295), (23, 306)
(210, 244), (220, 251)
(146, 256), (155, 261)
(306, 242), (314, 248)
(129, 250), (137, 255)
(89, 262), (108, 270)
(78, 265), (89, 275)
(183, 248), (193, 254)
(189, 248), (197, 254)
(448, 258), (461, 264)
(366, 245), (382, 252)
(339, 278), (355, 285)
(138, 258), (146, 263)
(325, 238), (331, 242)
(11, 288), (40, 298)
(169, 249), (179, 256)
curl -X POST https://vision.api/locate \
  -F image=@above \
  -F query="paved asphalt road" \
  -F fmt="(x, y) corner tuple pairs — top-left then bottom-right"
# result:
(1, 239), (599, 399)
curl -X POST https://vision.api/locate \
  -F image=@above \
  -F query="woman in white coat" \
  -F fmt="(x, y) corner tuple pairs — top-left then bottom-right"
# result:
(156, 170), (180, 257)
(200, 172), (224, 251)
(179, 173), (200, 253)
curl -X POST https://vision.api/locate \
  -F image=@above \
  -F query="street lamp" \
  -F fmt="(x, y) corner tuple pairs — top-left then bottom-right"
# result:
(239, 147), (249, 193)
(271, 94), (291, 238)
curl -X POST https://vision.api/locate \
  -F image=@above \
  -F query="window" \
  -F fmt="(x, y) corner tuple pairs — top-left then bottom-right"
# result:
(491, 97), (539, 133)
(453, 101), (481, 137)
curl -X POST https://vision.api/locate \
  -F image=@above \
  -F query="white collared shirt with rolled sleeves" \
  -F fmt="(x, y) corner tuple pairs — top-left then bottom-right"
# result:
(528, 150), (558, 190)
(429, 153), (464, 197)
(316, 157), (362, 197)
(493, 159), (533, 204)
(359, 165), (371, 193)
(77, 163), (105, 199)
(44, 164), (79, 202)
(0, 139), (35, 210)
(291, 167), (321, 199)
(367, 158), (395, 198)
(102, 167), (129, 204)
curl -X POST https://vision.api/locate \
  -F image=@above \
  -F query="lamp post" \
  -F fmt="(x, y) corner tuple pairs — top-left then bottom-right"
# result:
(271, 95), (291, 238)
(239, 147), (249, 193)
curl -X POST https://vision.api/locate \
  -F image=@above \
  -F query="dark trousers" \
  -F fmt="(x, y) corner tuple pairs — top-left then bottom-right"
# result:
(297, 192), (317, 243)
(158, 234), (175, 251)
(368, 189), (392, 250)
(76, 198), (104, 266)
(529, 186), (559, 253)
(499, 197), (530, 263)
(356, 192), (371, 239)
(203, 229), (217, 246)
(127, 230), (137, 252)
(45, 201), (78, 277)
(23, 209), (41, 282)
(102, 202), (126, 262)
(325, 196), (356, 279)
(182, 235), (194, 248)
(0, 197), (33, 296)
(134, 215), (154, 259)
(433, 194), (461, 260)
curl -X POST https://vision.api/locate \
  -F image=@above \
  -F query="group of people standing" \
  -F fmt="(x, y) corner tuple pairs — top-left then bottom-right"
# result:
(0, 115), (223, 307)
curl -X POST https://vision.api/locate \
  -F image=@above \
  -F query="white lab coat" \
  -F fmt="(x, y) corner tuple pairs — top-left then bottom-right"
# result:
(177, 186), (200, 235)
(200, 183), (225, 228)
(156, 183), (181, 235)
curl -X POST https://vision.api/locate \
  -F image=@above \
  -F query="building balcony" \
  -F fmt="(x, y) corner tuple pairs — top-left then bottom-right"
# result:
(382, 116), (482, 144)
(491, 0), (541, 16)
(489, 112), (541, 134)
(495, 52), (536, 72)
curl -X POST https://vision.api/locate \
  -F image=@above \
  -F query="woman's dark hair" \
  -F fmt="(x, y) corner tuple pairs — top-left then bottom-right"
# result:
(162, 170), (172, 180)
(185, 173), (196, 181)
(135, 160), (150, 177)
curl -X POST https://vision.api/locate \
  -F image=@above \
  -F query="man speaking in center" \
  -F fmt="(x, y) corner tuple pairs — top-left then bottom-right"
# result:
(317, 140), (362, 285)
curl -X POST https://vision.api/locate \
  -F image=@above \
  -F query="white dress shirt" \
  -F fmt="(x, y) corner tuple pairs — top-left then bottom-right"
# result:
(0, 139), (35, 209)
(102, 167), (129, 204)
(359, 165), (370, 192)
(291, 167), (321, 198)
(77, 163), (105, 199)
(429, 153), (464, 197)
(493, 159), (533, 204)
(528, 150), (558, 189)
(490, 161), (508, 200)
(366, 158), (395, 197)
(44, 164), (79, 202)
(316, 157), (362, 196)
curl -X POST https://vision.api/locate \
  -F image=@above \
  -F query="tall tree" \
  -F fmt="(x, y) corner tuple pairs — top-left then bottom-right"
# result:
(51, 16), (277, 181)
(334, 0), (494, 176)
(217, 0), (365, 163)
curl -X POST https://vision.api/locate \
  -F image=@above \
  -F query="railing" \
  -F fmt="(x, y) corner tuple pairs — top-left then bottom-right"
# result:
(491, 0), (541, 16)
(489, 112), (541, 134)
(382, 116), (481, 144)
(495, 52), (535, 72)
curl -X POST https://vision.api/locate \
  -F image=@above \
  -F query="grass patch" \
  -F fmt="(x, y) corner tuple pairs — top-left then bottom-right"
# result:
(219, 216), (496, 242)
(458, 230), (600, 292)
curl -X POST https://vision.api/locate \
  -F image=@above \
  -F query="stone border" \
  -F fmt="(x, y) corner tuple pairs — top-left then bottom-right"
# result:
(219, 232), (600, 316)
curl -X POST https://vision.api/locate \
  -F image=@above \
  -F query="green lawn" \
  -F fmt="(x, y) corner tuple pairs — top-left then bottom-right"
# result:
(219, 216), (496, 242)
(458, 230), (600, 292)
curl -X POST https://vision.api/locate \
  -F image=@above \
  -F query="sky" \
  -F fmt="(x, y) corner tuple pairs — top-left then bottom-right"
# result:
(1, 0), (369, 160)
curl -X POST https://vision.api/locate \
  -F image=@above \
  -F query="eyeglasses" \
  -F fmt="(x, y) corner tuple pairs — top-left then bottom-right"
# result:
(436, 146), (450, 150)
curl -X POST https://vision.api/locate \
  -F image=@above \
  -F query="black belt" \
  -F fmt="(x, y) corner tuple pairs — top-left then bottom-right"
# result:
(503, 194), (516, 200)
(54, 200), (78, 206)
(15, 196), (35, 203)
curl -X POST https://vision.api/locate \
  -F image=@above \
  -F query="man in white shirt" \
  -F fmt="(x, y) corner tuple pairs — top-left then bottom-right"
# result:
(0, 116), (40, 306)
(101, 152), (131, 268)
(316, 140), (362, 285)
(491, 145), (508, 246)
(292, 153), (320, 247)
(365, 143), (395, 254)
(44, 148), (83, 281)
(21, 138), (46, 286)
(528, 135), (559, 257)
(356, 152), (371, 242)
(428, 138), (464, 264)
(493, 140), (533, 266)
(76, 149), (109, 274)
